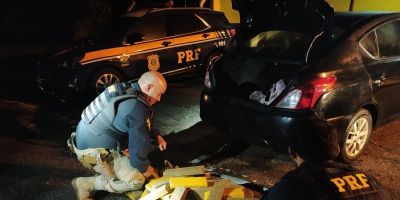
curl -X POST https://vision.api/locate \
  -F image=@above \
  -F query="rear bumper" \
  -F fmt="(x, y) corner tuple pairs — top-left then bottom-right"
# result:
(200, 89), (350, 153)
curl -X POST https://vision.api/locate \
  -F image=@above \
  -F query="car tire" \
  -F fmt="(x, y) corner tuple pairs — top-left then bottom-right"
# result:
(89, 68), (124, 95)
(339, 108), (372, 162)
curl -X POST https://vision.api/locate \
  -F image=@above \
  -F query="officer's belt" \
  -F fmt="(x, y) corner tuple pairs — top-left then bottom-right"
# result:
(68, 132), (115, 173)
(105, 130), (128, 151)
(68, 132), (111, 156)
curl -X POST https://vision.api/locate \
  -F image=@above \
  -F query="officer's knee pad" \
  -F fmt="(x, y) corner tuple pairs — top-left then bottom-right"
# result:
(113, 156), (145, 190)
(120, 170), (145, 190)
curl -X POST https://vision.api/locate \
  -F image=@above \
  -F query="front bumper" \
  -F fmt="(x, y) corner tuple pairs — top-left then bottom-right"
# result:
(36, 64), (88, 97)
(200, 89), (349, 153)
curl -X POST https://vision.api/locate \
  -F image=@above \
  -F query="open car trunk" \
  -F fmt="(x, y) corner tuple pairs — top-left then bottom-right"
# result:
(212, 0), (335, 106)
(216, 52), (305, 107)
(215, 28), (325, 106)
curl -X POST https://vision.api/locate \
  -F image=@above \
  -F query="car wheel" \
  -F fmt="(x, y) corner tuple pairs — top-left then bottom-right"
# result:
(90, 68), (124, 95)
(339, 108), (372, 162)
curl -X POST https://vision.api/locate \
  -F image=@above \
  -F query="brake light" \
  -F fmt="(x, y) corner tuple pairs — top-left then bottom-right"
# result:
(229, 28), (236, 37)
(276, 75), (337, 109)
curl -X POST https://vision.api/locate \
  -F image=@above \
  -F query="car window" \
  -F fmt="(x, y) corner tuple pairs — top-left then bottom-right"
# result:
(94, 17), (138, 42)
(241, 30), (313, 60)
(199, 12), (229, 27)
(133, 15), (167, 41)
(166, 14), (208, 36)
(360, 31), (379, 59)
(376, 20), (400, 58)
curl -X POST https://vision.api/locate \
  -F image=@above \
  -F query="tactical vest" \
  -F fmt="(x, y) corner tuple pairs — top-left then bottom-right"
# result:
(80, 82), (150, 149)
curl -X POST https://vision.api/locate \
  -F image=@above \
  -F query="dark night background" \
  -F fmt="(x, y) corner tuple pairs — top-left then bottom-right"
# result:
(1, 1), (400, 200)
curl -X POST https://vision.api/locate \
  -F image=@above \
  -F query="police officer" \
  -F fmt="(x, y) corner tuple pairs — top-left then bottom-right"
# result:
(262, 118), (389, 200)
(68, 71), (167, 200)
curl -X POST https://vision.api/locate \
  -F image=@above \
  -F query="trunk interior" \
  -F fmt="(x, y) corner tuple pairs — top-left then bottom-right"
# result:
(214, 53), (304, 106)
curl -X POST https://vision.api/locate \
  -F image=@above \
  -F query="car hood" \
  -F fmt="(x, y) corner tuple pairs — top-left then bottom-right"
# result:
(232, 0), (334, 35)
(47, 39), (122, 64)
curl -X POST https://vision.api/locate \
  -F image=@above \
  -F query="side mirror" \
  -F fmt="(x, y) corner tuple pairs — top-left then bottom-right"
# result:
(125, 33), (145, 44)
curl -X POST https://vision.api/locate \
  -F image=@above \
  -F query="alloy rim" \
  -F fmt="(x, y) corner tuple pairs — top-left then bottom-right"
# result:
(345, 117), (369, 157)
(96, 73), (120, 94)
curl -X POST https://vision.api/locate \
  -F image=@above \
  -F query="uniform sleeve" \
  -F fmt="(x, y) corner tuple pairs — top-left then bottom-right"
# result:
(124, 101), (152, 173)
(150, 128), (161, 139)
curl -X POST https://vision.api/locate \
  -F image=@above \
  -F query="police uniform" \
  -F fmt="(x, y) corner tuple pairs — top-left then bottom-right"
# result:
(263, 161), (389, 200)
(68, 82), (159, 193)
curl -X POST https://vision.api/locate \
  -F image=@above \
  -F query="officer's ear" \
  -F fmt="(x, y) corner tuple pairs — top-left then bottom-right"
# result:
(146, 83), (154, 93)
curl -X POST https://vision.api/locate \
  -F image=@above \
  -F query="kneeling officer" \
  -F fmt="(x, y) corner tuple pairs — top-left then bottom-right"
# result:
(263, 118), (389, 200)
(68, 71), (167, 199)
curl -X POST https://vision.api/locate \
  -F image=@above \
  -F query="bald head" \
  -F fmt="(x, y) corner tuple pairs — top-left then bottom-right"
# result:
(138, 71), (167, 105)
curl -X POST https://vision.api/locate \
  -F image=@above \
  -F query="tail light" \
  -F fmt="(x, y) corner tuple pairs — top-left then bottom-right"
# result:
(276, 75), (337, 109)
(229, 28), (236, 37)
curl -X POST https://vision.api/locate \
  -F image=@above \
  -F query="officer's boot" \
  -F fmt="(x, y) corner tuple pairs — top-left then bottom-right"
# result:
(72, 177), (96, 200)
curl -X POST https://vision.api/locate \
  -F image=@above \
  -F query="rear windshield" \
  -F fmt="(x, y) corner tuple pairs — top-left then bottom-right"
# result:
(241, 30), (313, 60)
(240, 28), (345, 61)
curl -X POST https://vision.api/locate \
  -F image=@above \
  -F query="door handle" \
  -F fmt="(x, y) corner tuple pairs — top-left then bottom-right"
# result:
(202, 33), (210, 38)
(162, 41), (171, 46)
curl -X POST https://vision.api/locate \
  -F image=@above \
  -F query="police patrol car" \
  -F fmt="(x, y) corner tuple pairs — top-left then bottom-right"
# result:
(37, 7), (235, 97)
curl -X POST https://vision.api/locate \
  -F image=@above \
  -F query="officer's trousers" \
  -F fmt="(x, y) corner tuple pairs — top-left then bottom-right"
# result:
(68, 132), (145, 193)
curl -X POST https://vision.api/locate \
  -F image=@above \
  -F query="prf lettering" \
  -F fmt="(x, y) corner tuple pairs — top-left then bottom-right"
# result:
(330, 173), (370, 192)
(177, 48), (201, 64)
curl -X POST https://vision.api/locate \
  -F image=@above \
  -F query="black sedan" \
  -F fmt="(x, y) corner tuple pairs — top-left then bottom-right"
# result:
(200, 5), (400, 162)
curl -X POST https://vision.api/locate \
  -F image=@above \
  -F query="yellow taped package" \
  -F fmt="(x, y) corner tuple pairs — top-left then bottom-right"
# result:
(169, 177), (208, 189)
(145, 176), (171, 192)
(225, 187), (245, 198)
(204, 191), (211, 200)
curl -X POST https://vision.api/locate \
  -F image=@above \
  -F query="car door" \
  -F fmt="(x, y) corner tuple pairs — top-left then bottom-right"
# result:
(124, 14), (174, 77)
(361, 20), (400, 121)
(164, 13), (211, 75)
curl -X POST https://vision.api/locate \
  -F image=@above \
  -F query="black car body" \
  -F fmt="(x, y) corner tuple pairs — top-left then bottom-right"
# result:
(201, 1), (400, 161)
(37, 7), (235, 97)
